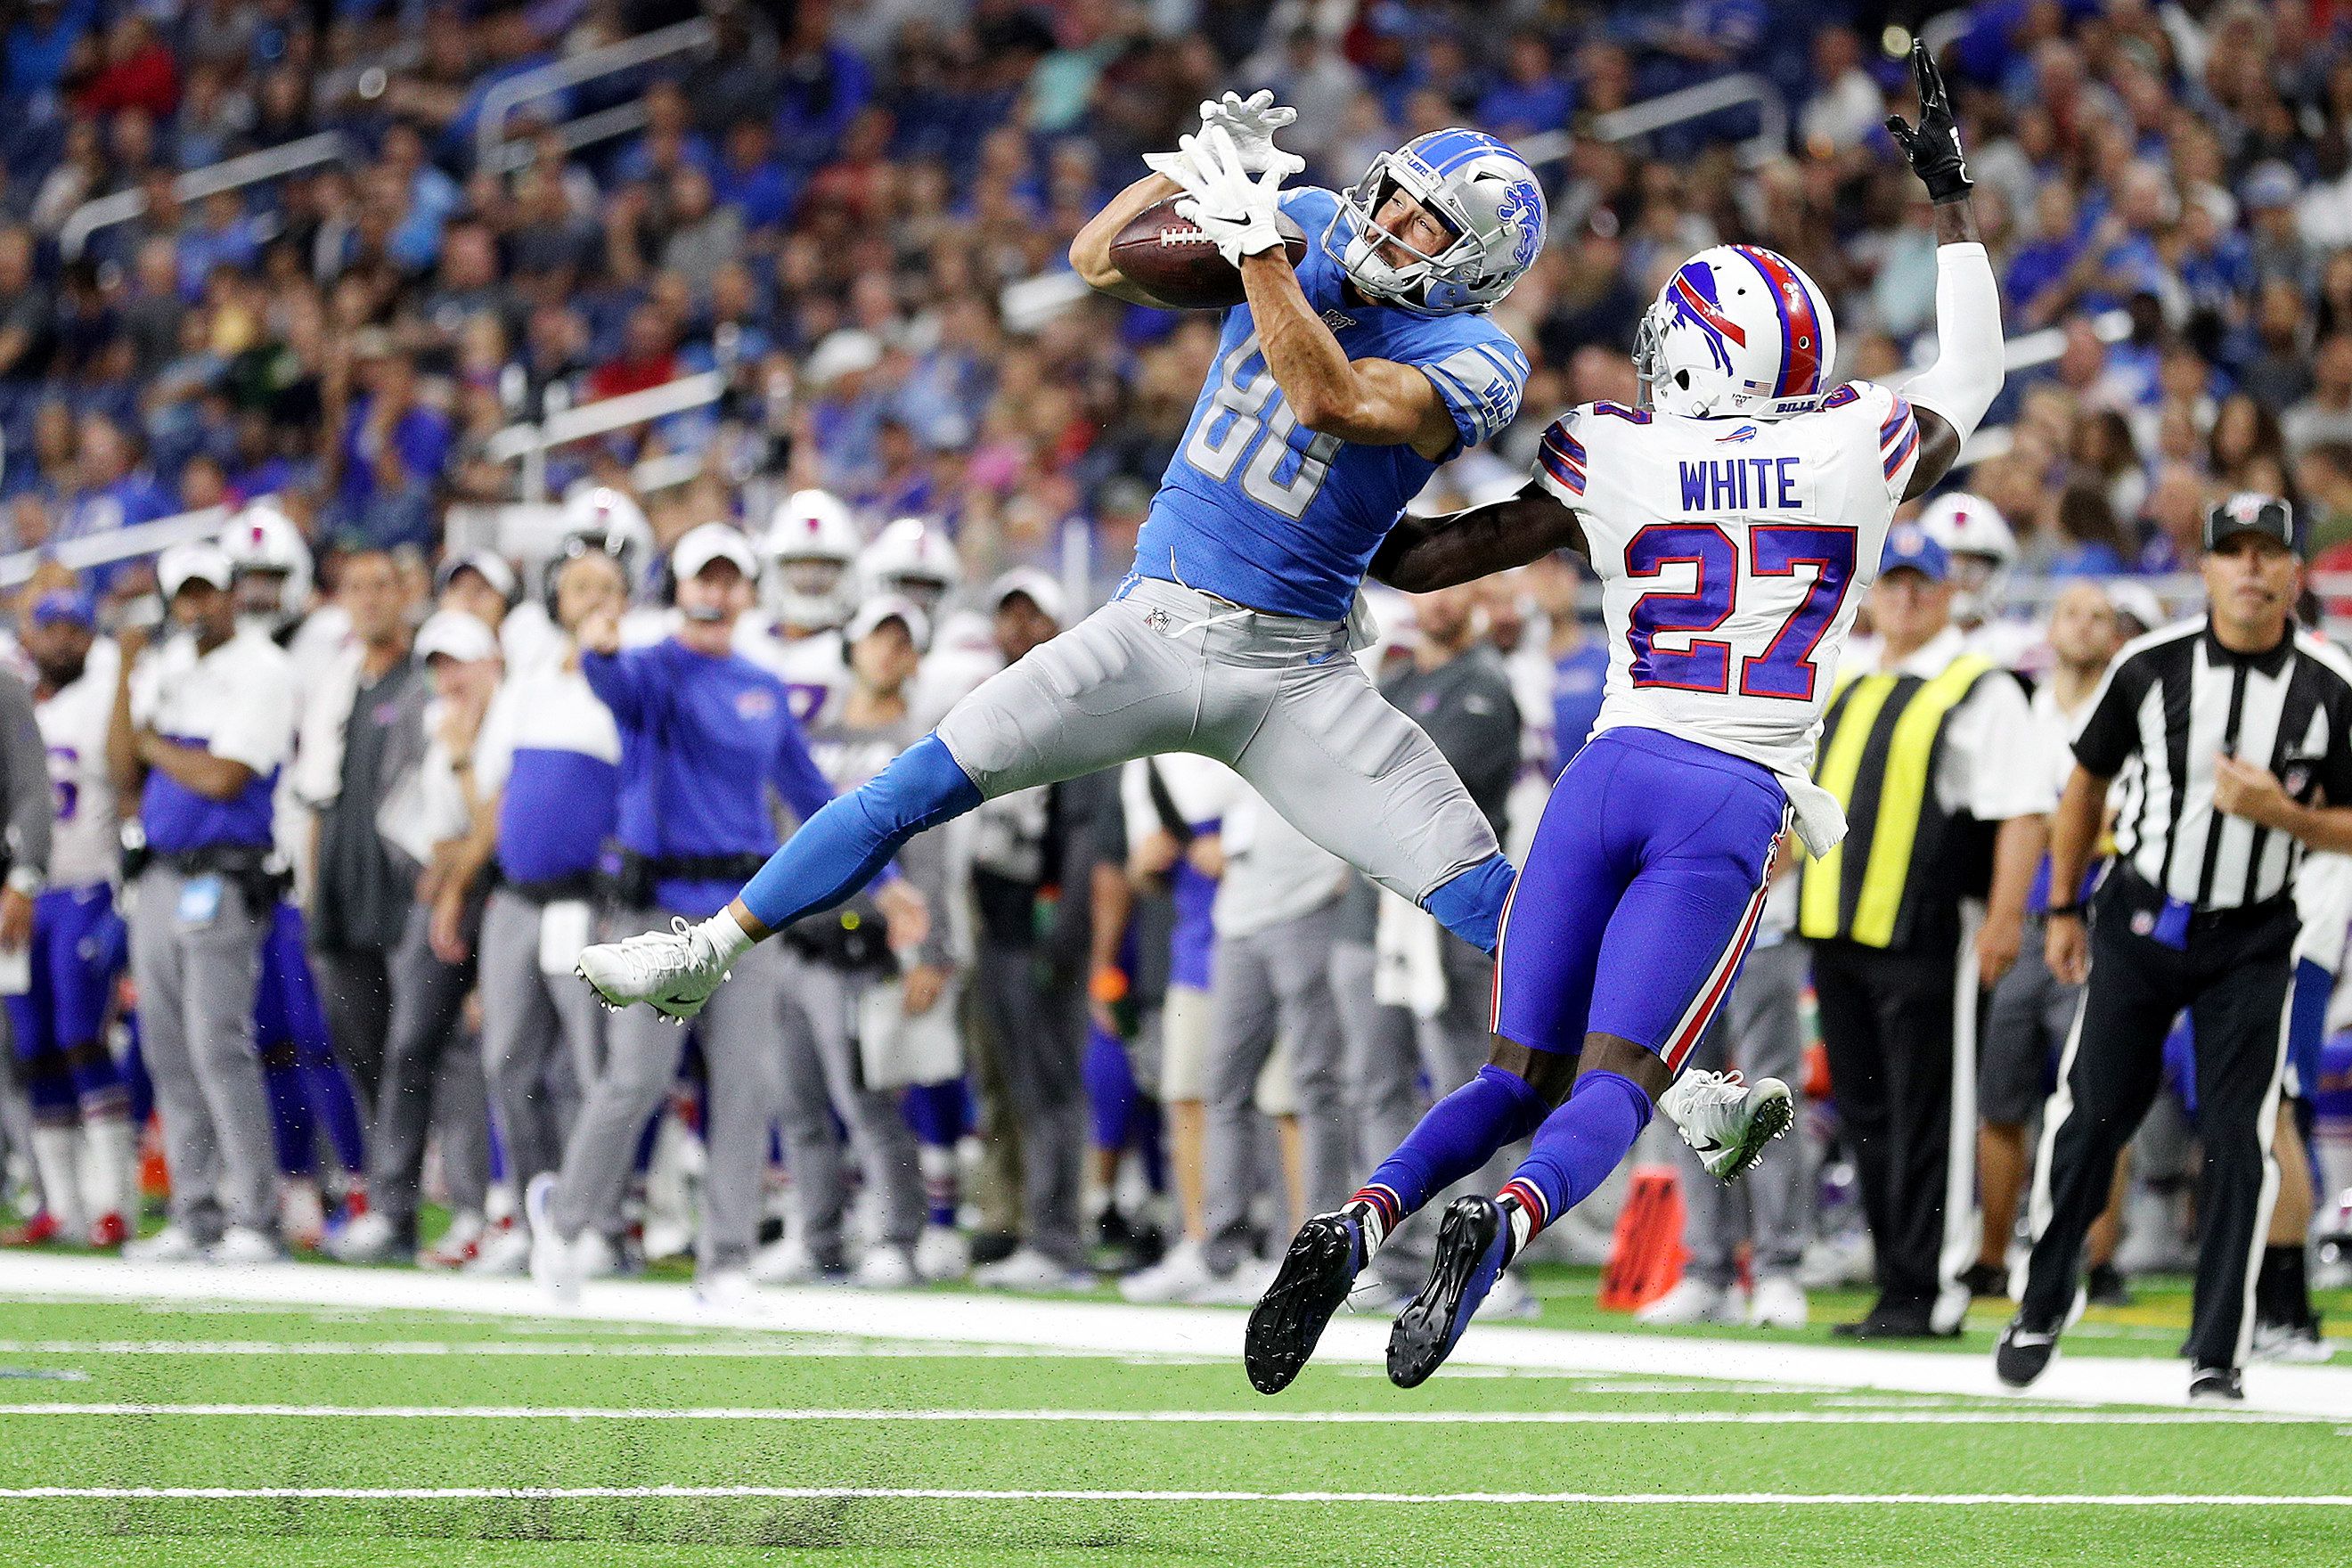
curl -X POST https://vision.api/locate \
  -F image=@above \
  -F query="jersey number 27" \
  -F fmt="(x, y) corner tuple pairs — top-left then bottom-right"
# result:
(1625, 522), (1857, 701)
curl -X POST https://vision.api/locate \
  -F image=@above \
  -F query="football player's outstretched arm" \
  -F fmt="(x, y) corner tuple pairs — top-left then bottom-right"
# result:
(1370, 480), (1586, 592)
(1243, 249), (1460, 458)
(1886, 41), (2003, 501)
(1070, 172), (1188, 307)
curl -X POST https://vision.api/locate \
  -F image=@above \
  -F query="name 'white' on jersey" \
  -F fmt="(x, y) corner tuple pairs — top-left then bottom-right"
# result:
(1531, 384), (1923, 853)
(36, 638), (121, 889)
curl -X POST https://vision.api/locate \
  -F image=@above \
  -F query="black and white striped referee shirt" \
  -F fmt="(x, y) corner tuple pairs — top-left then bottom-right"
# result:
(2073, 617), (2352, 911)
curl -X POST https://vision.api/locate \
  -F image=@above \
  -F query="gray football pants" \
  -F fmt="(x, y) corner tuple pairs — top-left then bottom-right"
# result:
(1203, 901), (1349, 1275)
(478, 889), (605, 1213)
(969, 937), (1088, 1269)
(548, 908), (786, 1273)
(130, 866), (278, 1237)
(1333, 934), (1508, 1289)
(935, 578), (1499, 910)
(1672, 936), (1809, 1288)
(367, 901), (490, 1233)
(773, 948), (924, 1262)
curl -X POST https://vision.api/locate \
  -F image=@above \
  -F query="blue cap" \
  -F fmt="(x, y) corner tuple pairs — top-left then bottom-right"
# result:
(30, 591), (95, 629)
(1879, 523), (1949, 583)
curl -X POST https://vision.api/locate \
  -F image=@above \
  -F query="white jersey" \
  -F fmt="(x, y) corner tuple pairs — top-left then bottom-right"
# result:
(34, 639), (120, 889)
(1531, 385), (1924, 853)
(733, 617), (852, 729)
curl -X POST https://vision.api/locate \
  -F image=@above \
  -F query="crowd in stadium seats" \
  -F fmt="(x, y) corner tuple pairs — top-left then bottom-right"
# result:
(0, 0), (2347, 1335)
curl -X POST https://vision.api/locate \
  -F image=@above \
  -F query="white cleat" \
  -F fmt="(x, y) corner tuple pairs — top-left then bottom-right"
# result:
(851, 1246), (919, 1290)
(121, 1223), (209, 1263)
(324, 1212), (405, 1264)
(576, 917), (731, 1022)
(1661, 1070), (1793, 1182)
(1118, 1240), (1215, 1303)
(525, 1172), (582, 1303)
(972, 1246), (1094, 1294)
(1635, 1278), (1749, 1327)
(207, 1226), (285, 1267)
(748, 1236), (825, 1285)
(1747, 1273), (1809, 1329)
(913, 1224), (970, 1282)
(466, 1221), (533, 1277)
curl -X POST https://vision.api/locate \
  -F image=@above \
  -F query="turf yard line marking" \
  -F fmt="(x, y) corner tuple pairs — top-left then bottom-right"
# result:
(0, 1339), (1200, 1360)
(10, 1254), (2352, 1418)
(4, 1486), (2351, 1507)
(0, 1403), (2330, 1426)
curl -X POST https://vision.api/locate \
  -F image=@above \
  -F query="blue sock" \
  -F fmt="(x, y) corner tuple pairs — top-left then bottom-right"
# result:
(1422, 853), (1516, 953)
(1498, 1070), (1653, 1256)
(740, 735), (982, 932)
(258, 1041), (317, 1179)
(1353, 1065), (1547, 1250)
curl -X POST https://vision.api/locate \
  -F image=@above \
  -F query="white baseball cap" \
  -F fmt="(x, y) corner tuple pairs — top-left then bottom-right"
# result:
(672, 523), (761, 584)
(158, 542), (235, 600)
(988, 567), (1065, 625)
(843, 592), (932, 652)
(414, 608), (500, 665)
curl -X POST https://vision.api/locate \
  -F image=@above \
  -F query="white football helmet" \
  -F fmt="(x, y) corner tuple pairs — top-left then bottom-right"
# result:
(1919, 492), (2015, 625)
(762, 489), (864, 631)
(1636, 245), (1838, 421)
(858, 518), (961, 617)
(218, 498), (314, 633)
(1326, 128), (1547, 316)
(559, 485), (655, 587)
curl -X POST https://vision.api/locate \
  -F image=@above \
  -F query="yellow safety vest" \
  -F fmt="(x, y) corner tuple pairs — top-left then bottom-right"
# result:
(1799, 654), (1996, 949)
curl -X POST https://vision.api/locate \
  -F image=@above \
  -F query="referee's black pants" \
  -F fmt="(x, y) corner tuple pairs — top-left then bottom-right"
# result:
(1813, 932), (1977, 1326)
(2020, 879), (2293, 1369)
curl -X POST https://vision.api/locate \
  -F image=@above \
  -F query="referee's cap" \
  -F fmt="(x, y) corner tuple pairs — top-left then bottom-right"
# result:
(2204, 493), (2298, 555)
(1878, 523), (1949, 583)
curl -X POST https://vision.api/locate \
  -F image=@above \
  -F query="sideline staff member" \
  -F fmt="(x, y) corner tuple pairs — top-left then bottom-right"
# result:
(1802, 526), (2047, 1340)
(2000, 494), (2352, 1402)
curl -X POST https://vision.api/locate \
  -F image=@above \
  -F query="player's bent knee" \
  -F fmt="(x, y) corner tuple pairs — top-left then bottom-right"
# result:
(1582, 1033), (1671, 1100)
(867, 734), (985, 830)
(1423, 854), (1515, 953)
(1483, 1039), (1580, 1113)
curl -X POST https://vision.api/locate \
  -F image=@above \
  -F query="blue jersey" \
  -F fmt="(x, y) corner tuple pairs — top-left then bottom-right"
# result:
(1132, 187), (1531, 622)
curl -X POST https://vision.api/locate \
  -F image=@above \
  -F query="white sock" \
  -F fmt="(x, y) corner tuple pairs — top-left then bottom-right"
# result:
(695, 908), (755, 968)
(80, 1116), (135, 1220)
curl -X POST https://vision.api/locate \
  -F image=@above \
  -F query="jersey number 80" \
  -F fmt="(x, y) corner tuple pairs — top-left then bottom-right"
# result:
(1184, 333), (1343, 520)
(1624, 522), (1858, 702)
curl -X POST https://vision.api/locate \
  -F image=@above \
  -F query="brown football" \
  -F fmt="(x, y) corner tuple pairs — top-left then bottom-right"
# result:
(1107, 195), (1311, 310)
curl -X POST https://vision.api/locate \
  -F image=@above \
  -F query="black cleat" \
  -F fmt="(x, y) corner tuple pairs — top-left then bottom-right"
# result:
(2086, 1262), (2133, 1308)
(1386, 1196), (1510, 1390)
(1833, 1303), (1958, 1340)
(2187, 1365), (2244, 1403)
(1244, 1212), (1364, 1395)
(1994, 1318), (2060, 1388)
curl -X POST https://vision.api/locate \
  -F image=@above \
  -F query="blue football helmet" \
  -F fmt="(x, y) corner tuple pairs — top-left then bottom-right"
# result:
(1324, 128), (1548, 316)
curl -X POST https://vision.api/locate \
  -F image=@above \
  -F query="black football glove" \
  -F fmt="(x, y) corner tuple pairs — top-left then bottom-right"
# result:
(1886, 40), (1972, 204)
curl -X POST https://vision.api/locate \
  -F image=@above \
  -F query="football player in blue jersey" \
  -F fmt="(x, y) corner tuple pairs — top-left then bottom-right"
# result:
(575, 94), (1548, 1030)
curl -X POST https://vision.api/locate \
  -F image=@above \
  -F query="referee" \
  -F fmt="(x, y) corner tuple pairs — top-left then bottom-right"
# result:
(1998, 494), (2352, 1402)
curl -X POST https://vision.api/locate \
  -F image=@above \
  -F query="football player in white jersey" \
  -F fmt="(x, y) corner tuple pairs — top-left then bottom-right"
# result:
(1245, 45), (2009, 1392)
(734, 489), (865, 726)
(8, 591), (135, 1247)
(1919, 490), (2041, 670)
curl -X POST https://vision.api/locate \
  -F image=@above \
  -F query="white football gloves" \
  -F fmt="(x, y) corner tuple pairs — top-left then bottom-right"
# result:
(1166, 126), (1292, 268)
(1200, 89), (1299, 174)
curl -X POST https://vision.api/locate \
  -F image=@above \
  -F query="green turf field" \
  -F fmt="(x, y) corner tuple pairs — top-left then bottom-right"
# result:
(1, 1270), (2347, 1567)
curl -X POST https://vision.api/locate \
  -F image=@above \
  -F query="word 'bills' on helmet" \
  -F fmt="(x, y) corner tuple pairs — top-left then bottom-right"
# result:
(1326, 128), (1547, 316)
(1637, 245), (1838, 421)
(763, 489), (864, 631)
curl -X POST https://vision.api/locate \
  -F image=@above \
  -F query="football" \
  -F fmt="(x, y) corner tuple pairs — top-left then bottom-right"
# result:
(1107, 195), (1311, 309)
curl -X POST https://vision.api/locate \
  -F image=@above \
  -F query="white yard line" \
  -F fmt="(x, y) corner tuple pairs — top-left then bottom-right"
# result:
(0, 1401), (2328, 1426)
(0, 1338), (1179, 1360)
(3, 1484), (2348, 1507)
(5, 1254), (2350, 1418)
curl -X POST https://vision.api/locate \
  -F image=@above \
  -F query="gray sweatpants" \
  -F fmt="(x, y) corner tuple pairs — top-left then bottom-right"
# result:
(548, 908), (786, 1274)
(936, 579), (1499, 911)
(969, 937), (1087, 1269)
(478, 888), (604, 1212)
(774, 948), (924, 1261)
(1334, 933), (1507, 1287)
(130, 865), (278, 1237)
(1672, 936), (1809, 1288)
(1203, 901), (1348, 1274)
(368, 901), (491, 1233)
